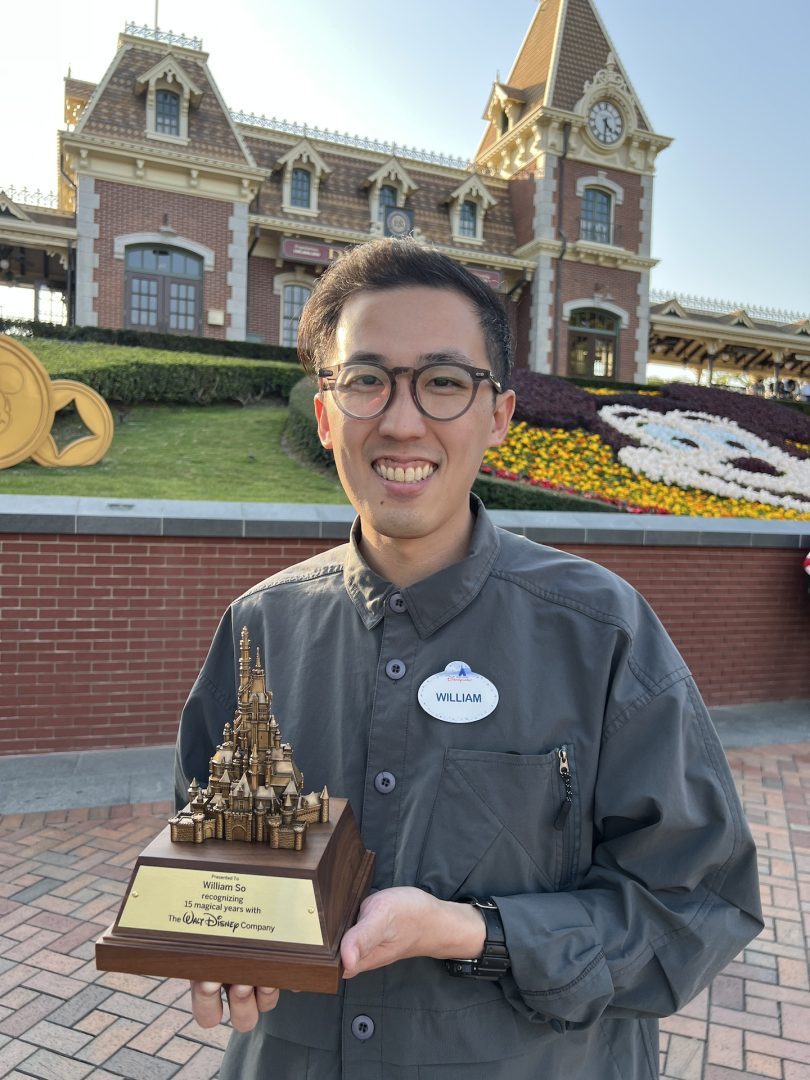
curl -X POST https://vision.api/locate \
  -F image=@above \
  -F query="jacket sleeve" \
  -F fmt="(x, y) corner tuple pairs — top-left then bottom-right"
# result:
(174, 608), (238, 811)
(494, 673), (763, 1027)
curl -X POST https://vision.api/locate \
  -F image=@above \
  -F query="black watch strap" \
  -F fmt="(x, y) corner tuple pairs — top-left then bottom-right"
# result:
(445, 897), (510, 980)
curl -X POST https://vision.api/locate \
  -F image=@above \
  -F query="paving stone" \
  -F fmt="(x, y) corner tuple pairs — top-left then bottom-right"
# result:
(9, 1046), (95, 1079)
(74, 1016), (144, 1066)
(19, 1019), (93, 1055)
(0, 993), (62, 1037)
(97, 990), (165, 1024)
(170, 1046), (225, 1079)
(48, 985), (115, 1027)
(103, 1047), (179, 1079)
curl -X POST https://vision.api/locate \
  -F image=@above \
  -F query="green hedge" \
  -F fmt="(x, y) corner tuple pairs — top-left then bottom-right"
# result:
(284, 379), (624, 512)
(0, 318), (299, 362)
(24, 339), (302, 405)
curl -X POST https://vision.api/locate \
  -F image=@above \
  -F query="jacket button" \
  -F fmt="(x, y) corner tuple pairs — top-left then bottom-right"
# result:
(388, 592), (407, 613)
(385, 659), (406, 680)
(374, 771), (396, 794)
(351, 1014), (375, 1041)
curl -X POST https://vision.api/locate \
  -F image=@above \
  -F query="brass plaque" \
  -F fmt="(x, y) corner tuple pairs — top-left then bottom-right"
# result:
(118, 867), (324, 946)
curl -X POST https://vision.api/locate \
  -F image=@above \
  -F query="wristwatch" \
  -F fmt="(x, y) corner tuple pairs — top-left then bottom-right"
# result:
(445, 897), (510, 979)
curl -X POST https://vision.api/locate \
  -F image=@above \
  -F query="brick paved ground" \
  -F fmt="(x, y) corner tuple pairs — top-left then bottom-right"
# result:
(0, 743), (807, 1079)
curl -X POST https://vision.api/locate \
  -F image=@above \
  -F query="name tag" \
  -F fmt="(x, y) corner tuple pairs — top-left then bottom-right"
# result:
(418, 661), (499, 724)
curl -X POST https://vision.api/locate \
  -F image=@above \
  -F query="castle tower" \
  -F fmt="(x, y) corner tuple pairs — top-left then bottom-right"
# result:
(476, 0), (671, 383)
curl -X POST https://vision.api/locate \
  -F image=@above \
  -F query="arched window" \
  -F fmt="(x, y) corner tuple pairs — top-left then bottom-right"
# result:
(567, 309), (619, 379)
(290, 168), (312, 210)
(580, 188), (613, 245)
(155, 90), (180, 136)
(378, 184), (398, 223)
(125, 245), (203, 334)
(282, 284), (311, 347)
(458, 200), (478, 239)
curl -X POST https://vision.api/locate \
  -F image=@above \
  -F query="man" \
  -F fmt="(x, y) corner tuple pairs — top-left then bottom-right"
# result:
(175, 239), (761, 1078)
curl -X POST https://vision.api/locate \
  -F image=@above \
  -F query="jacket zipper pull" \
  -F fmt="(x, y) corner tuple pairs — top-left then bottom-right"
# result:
(554, 747), (573, 831)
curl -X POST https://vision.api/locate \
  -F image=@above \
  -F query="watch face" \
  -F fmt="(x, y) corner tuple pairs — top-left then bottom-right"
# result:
(588, 100), (624, 145)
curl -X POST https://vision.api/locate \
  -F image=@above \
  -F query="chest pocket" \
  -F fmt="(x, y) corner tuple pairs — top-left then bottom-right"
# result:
(416, 746), (578, 900)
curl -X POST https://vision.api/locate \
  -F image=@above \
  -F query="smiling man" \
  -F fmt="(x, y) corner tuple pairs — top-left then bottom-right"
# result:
(175, 239), (761, 1079)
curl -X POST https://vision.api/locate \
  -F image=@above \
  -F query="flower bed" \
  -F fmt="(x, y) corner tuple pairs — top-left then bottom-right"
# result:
(486, 373), (810, 519)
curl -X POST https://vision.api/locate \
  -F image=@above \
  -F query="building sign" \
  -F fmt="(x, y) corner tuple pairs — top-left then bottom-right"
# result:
(469, 267), (502, 290)
(281, 239), (346, 266)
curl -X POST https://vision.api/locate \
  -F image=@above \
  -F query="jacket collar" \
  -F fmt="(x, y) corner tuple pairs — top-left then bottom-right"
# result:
(342, 496), (501, 638)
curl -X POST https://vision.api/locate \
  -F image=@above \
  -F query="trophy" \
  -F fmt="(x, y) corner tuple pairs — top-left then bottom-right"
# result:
(96, 628), (375, 993)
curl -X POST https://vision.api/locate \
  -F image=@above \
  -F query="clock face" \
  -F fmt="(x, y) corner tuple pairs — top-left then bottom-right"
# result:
(588, 100), (624, 146)
(385, 209), (412, 238)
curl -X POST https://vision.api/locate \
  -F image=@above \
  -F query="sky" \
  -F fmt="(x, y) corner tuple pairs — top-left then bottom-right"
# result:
(2, 0), (809, 317)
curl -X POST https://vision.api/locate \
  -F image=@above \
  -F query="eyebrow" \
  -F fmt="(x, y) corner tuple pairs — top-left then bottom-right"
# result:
(342, 349), (478, 367)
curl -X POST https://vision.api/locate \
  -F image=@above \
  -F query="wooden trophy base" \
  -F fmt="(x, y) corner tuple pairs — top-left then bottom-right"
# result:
(96, 799), (374, 994)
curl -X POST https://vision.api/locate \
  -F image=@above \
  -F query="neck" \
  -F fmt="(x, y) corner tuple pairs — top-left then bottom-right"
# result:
(358, 509), (475, 587)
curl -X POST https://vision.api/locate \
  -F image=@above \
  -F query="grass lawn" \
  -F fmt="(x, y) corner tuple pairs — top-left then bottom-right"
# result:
(0, 401), (348, 504)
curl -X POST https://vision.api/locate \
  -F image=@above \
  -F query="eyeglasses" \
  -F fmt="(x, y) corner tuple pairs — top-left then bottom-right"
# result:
(317, 360), (503, 421)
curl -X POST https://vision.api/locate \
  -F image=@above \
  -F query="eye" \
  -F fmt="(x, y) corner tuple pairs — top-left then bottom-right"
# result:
(419, 366), (472, 394)
(339, 366), (386, 391)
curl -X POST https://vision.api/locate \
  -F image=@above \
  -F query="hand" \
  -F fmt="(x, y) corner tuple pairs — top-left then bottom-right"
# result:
(340, 887), (486, 979)
(190, 982), (280, 1032)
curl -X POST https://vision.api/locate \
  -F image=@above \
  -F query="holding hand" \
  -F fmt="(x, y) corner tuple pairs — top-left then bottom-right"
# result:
(190, 983), (280, 1032)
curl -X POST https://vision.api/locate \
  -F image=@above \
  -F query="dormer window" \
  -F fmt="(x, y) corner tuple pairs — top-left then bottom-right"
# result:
(459, 201), (477, 239)
(500, 111), (509, 137)
(135, 56), (202, 144)
(448, 175), (495, 245)
(277, 139), (331, 217)
(290, 167), (312, 210)
(155, 90), (180, 136)
(378, 184), (398, 223)
(364, 158), (417, 234)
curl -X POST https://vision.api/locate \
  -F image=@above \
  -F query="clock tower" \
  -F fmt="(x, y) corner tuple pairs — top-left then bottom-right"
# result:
(476, 0), (671, 382)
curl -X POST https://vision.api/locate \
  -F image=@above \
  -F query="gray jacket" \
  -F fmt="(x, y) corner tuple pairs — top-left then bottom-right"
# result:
(175, 501), (762, 1078)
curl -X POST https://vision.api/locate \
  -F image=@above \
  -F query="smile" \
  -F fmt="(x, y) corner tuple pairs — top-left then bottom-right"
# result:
(373, 461), (437, 483)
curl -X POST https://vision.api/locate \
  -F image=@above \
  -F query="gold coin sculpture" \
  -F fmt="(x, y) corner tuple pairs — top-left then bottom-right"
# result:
(0, 335), (114, 469)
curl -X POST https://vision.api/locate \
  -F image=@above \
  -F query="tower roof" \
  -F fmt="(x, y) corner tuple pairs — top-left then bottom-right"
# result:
(477, 0), (652, 159)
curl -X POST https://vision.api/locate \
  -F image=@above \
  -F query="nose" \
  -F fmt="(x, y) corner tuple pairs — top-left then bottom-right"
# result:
(376, 372), (428, 439)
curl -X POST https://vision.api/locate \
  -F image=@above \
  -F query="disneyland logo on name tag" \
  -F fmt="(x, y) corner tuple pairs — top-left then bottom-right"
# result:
(418, 661), (499, 724)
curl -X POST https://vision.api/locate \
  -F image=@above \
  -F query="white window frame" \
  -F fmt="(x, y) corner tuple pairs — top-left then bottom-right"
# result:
(273, 271), (316, 347)
(135, 59), (202, 145)
(447, 174), (495, 245)
(277, 140), (331, 218)
(365, 157), (417, 234)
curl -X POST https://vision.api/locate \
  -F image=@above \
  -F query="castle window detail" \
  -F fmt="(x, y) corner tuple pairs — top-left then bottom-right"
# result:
(290, 167), (312, 209)
(135, 58), (201, 144)
(580, 187), (613, 245)
(447, 174), (495, 245)
(567, 309), (619, 379)
(125, 245), (203, 335)
(277, 139), (331, 217)
(155, 89), (180, 136)
(458, 200), (478, 239)
(282, 283), (311, 347)
(378, 184), (398, 223)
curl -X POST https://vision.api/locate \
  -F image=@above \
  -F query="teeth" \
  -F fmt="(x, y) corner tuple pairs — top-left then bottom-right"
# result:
(374, 463), (436, 483)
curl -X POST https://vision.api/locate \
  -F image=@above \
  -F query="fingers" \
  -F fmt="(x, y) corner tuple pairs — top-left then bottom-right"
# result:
(190, 981), (225, 1029)
(189, 982), (280, 1032)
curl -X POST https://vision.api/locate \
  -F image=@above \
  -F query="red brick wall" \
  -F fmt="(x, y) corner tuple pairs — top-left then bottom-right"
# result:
(246, 255), (279, 344)
(93, 180), (231, 339)
(1, 533), (806, 756)
(558, 261), (640, 382)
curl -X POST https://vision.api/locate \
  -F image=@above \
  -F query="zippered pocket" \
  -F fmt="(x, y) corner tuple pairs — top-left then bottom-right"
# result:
(553, 744), (577, 888)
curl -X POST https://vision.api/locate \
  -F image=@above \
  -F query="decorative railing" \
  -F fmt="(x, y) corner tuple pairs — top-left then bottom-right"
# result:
(650, 289), (808, 326)
(123, 23), (203, 50)
(0, 186), (60, 209)
(230, 111), (492, 174)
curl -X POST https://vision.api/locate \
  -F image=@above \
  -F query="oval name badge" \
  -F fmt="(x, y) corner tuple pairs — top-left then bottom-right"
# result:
(418, 661), (499, 724)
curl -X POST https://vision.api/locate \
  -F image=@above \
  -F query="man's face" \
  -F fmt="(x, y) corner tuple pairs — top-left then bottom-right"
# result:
(314, 286), (515, 561)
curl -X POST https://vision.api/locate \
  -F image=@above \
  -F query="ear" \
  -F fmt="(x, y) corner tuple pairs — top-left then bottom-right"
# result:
(313, 392), (333, 450)
(487, 388), (516, 448)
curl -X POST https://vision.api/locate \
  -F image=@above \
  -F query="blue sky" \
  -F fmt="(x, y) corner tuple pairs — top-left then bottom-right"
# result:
(3, 0), (809, 315)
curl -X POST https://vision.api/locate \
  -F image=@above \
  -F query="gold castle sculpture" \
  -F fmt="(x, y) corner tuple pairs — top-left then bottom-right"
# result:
(169, 627), (329, 849)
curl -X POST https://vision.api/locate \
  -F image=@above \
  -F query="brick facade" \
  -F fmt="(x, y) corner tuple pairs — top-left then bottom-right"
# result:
(93, 180), (232, 339)
(1, 531), (806, 757)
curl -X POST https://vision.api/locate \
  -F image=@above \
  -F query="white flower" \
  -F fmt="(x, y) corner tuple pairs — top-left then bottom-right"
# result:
(598, 405), (810, 512)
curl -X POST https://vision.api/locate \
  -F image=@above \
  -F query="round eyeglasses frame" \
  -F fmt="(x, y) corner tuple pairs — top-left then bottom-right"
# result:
(317, 360), (503, 422)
